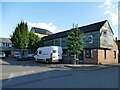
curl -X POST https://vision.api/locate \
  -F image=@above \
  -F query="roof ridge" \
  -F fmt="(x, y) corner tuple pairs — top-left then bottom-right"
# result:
(79, 20), (107, 28)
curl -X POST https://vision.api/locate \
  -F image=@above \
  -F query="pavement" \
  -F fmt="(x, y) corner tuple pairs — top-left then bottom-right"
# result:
(64, 63), (120, 71)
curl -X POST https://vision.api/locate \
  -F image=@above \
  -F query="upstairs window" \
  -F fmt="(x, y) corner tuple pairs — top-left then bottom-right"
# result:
(88, 35), (93, 43)
(83, 35), (93, 44)
(103, 31), (107, 37)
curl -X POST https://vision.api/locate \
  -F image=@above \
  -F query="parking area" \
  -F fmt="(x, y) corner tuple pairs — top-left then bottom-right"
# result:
(1, 58), (70, 80)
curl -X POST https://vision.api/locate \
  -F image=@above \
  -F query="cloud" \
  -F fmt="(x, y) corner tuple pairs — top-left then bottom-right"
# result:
(27, 21), (57, 33)
(98, 0), (118, 26)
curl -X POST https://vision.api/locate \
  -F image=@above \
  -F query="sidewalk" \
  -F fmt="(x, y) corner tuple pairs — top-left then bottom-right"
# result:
(64, 63), (120, 71)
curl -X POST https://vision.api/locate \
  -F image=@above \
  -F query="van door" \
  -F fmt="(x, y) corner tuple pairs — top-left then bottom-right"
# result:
(52, 50), (59, 61)
(37, 50), (42, 60)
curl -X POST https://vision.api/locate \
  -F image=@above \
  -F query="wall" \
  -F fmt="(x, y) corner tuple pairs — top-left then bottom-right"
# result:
(84, 49), (98, 64)
(100, 21), (114, 49)
(98, 41), (118, 64)
(83, 31), (100, 48)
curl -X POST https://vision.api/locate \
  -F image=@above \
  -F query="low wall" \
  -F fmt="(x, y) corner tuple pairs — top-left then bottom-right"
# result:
(62, 56), (78, 64)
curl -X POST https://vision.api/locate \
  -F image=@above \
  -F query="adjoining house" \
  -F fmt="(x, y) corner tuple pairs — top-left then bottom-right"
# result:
(42, 20), (118, 64)
(31, 27), (53, 37)
(0, 38), (13, 57)
(0, 37), (28, 57)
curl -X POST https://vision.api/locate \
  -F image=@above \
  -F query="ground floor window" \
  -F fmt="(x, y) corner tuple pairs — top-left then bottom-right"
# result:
(114, 51), (116, 59)
(85, 49), (93, 58)
(104, 50), (106, 59)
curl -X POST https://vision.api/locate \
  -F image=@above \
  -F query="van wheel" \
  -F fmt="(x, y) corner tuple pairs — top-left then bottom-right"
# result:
(46, 59), (50, 64)
(46, 60), (49, 64)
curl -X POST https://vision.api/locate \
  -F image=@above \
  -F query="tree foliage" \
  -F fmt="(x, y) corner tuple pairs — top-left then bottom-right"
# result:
(10, 21), (29, 49)
(28, 31), (42, 53)
(67, 24), (84, 64)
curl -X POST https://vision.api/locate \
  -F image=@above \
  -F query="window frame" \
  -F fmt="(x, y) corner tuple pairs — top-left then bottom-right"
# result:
(39, 50), (42, 54)
(114, 51), (116, 59)
(104, 49), (106, 59)
(85, 49), (93, 58)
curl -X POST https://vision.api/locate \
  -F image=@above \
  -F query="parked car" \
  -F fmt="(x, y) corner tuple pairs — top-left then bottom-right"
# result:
(26, 54), (35, 60)
(17, 54), (35, 61)
(0, 52), (6, 59)
(13, 52), (21, 58)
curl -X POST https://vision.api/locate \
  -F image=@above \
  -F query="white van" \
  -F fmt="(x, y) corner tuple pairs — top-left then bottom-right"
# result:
(34, 46), (63, 63)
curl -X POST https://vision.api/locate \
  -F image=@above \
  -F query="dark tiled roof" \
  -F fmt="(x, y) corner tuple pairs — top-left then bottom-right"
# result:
(43, 20), (109, 41)
(31, 27), (53, 35)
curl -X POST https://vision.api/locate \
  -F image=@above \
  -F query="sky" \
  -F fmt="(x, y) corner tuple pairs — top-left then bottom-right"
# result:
(1, 0), (119, 39)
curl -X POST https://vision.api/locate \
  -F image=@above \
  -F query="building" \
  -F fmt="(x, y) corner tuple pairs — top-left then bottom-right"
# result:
(0, 38), (13, 57)
(42, 20), (118, 64)
(116, 40), (120, 62)
(31, 27), (53, 37)
(0, 38), (28, 57)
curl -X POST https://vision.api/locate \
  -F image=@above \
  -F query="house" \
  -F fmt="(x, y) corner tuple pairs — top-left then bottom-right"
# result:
(31, 27), (53, 37)
(0, 37), (13, 57)
(42, 20), (118, 64)
(0, 37), (28, 57)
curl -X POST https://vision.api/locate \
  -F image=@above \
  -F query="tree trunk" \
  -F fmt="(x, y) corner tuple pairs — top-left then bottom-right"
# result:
(73, 54), (76, 65)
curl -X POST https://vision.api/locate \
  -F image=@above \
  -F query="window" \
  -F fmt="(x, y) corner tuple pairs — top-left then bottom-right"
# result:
(104, 50), (106, 59)
(85, 49), (93, 58)
(114, 51), (116, 59)
(54, 38), (60, 46)
(53, 50), (57, 53)
(83, 35), (93, 44)
(83, 36), (87, 42)
(103, 31), (107, 37)
(88, 35), (93, 43)
(39, 51), (42, 54)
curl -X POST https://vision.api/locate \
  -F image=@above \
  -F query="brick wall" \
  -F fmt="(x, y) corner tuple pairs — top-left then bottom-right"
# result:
(84, 49), (98, 64)
(98, 41), (118, 64)
(84, 41), (118, 64)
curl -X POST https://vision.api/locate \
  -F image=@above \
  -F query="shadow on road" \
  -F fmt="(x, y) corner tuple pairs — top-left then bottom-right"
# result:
(1, 58), (62, 67)
(2, 68), (72, 88)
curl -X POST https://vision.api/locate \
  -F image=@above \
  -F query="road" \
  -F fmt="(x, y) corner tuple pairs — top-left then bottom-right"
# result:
(1, 58), (119, 88)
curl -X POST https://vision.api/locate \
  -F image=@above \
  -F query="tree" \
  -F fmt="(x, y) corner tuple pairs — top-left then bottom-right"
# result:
(67, 24), (84, 64)
(28, 31), (42, 53)
(10, 21), (29, 54)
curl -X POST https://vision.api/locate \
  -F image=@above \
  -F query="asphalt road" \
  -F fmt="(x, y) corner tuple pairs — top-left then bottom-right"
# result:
(1, 58), (69, 79)
(1, 58), (120, 88)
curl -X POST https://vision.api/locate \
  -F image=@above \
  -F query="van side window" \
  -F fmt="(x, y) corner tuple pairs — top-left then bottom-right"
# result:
(53, 50), (57, 53)
(39, 51), (42, 54)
